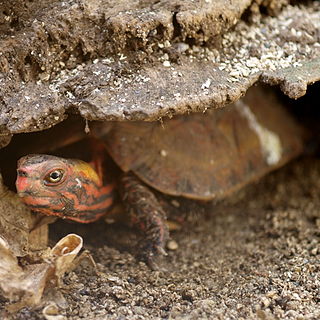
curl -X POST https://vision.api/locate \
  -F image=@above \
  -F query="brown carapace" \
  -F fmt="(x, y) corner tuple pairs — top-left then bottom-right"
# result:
(15, 87), (305, 268)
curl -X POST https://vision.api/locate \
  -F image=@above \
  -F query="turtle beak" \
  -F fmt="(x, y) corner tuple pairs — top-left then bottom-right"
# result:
(16, 168), (31, 194)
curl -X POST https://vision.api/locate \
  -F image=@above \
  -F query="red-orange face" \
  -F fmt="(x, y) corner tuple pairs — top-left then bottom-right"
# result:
(16, 154), (114, 223)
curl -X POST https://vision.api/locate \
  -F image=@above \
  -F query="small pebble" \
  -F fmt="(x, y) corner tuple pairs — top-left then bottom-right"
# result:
(167, 240), (179, 251)
(160, 150), (168, 157)
(163, 60), (171, 67)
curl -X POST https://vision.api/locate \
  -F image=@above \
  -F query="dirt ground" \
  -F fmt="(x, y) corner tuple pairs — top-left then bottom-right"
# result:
(2, 155), (320, 319)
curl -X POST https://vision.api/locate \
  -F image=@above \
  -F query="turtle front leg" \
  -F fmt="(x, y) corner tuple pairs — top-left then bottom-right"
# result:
(120, 173), (169, 269)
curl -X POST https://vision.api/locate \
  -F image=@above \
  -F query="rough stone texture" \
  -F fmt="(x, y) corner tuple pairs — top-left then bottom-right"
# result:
(73, 59), (259, 121)
(0, 0), (319, 146)
(261, 57), (320, 99)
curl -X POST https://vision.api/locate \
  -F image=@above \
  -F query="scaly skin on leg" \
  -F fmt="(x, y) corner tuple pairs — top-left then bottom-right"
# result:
(120, 173), (169, 269)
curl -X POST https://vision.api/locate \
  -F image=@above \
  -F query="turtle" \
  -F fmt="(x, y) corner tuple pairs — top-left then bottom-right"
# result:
(15, 87), (304, 268)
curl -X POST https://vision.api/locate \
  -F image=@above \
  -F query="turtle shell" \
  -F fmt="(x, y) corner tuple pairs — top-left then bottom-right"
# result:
(94, 87), (304, 200)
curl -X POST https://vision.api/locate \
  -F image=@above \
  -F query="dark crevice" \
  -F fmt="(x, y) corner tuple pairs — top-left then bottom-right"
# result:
(184, 37), (196, 47)
(24, 54), (32, 65)
(275, 82), (320, 153)
(9, 17), (20, 29)
(155, 24), (165, 39)
(172, 11), (182, 39)
(239, 6), (252, 24)
(277, 82), (320, 127)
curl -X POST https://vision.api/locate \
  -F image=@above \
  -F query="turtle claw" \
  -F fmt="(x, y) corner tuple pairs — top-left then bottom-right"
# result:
(139, 246), (168, 271)
(149, 245), (168, 271)
(145, 257), (168, 272)
(137, 239), (168, 270)
(144, 254), (160, 271)
(156, 245), (167, 256)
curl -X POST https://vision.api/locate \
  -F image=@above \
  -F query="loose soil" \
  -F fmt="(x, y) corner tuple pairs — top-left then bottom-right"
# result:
(3, 156), (320, 319)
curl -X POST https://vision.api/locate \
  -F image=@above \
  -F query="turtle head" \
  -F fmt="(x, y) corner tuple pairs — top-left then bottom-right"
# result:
(16, 154), (106, 222)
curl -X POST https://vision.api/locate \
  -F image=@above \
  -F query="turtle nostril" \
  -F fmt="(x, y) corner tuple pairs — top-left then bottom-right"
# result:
(17, 169), (28, 177)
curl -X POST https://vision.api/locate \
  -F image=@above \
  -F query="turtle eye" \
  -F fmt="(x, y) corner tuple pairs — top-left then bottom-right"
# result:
(44, 169), (65, 185)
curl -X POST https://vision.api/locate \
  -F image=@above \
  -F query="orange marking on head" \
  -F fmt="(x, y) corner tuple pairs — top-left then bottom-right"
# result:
(73, 195), (114, 212)
(20, 195), (53, 207)
(72, 161), (102, 186)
